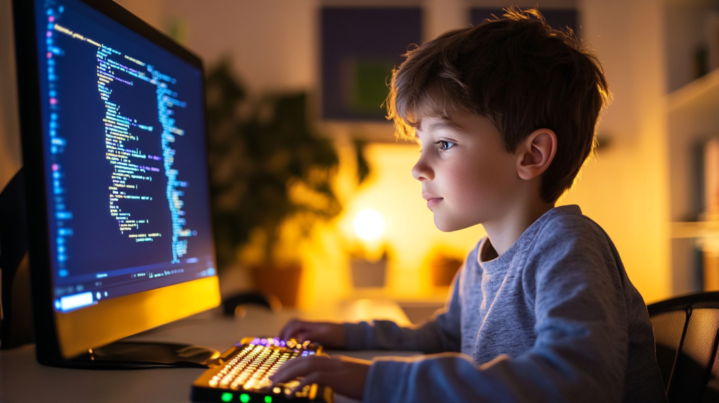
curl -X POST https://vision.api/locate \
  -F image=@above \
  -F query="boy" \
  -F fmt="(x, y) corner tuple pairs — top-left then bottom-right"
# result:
(270, 8), (667, 403)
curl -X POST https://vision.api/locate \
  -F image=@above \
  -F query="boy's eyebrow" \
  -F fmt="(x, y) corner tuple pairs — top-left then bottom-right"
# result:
(416, 117), (461, 133)
(425, 119), (461, 131)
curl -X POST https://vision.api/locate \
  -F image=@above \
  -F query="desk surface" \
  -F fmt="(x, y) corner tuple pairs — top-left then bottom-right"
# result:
(0, 300), (419, 403)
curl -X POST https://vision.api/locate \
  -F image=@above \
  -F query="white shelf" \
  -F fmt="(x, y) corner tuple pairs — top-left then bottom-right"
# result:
(667, 68), (719, 114)
(671, 221), (719, 254)
(671, 221), (719, 239)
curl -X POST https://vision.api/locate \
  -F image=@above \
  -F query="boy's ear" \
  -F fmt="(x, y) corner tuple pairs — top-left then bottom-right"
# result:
(515, 128), (557, 180)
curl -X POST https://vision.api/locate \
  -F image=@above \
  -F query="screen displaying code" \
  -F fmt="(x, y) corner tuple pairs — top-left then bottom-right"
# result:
(34, 0), (216, 311)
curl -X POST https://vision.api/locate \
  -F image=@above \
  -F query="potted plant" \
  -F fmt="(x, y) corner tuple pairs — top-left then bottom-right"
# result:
(205, 59), (342, 307)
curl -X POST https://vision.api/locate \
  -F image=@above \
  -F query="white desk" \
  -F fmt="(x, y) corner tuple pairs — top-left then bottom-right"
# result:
(0, 300), (419, 403)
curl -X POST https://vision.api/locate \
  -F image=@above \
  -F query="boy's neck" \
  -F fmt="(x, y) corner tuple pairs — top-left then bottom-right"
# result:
(481, 199), (556, 260)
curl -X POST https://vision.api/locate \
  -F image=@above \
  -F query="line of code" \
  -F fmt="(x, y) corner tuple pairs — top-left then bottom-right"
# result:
(44, 3), (72, 278)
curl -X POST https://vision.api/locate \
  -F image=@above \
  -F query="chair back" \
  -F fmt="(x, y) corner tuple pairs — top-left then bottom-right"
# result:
(648, 291), (719, 403)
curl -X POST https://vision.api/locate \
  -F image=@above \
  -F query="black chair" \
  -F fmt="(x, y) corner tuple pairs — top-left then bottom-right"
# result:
(648, 291), (719, 403)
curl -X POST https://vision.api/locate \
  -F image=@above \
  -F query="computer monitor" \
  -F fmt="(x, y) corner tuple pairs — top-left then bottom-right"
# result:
(13, 0), (221, 367)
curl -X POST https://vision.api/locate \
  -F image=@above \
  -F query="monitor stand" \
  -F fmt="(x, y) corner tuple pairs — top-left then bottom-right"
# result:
(67, 341), (221, 369)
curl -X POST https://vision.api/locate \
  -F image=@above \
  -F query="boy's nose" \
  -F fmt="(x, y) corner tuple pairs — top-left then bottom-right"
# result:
(411, 158), (433, 181)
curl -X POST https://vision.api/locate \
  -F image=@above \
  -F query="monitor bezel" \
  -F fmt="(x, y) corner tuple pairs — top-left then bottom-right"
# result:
(13, 0), (220, 364)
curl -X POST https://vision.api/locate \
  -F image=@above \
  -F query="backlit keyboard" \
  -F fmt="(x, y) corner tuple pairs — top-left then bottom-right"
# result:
(191, 337), (332, 402)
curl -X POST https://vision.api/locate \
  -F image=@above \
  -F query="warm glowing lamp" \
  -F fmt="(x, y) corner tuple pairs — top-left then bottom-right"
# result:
(353, 209), (385, 242)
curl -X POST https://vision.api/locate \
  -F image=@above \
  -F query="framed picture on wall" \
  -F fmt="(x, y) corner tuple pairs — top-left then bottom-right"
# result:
(321, 7), (422, 122)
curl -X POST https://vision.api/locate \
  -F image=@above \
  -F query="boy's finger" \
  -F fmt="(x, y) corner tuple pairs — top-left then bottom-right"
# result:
(296, 332), (312, 343)
(291, 326), (314, 342)
(278, 319), (296, 340)
(269, 356), (331, 384)
(269, 356), (316, 384)
(279, 319), (304, 340)
(290, 372), (325, 394)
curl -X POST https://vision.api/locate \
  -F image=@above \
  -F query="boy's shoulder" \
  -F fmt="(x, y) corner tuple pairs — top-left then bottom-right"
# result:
(529, 204), (613, 253)
(521, 205), (624, 286)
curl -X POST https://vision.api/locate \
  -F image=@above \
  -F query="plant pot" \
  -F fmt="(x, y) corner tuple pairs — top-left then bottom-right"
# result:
(430, 255), (463, 287)
(350, 258), (387, 288)
(249, 263), (302, 308)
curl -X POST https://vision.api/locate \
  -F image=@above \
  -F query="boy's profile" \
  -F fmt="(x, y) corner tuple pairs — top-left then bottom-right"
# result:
(270, 8), (667, 402)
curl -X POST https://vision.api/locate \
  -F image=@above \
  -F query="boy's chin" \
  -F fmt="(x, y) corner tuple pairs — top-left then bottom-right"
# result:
(433, 215), (474, 232)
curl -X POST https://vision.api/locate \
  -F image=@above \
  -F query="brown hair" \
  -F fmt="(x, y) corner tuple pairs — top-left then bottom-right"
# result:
(386, 8), (610, 203)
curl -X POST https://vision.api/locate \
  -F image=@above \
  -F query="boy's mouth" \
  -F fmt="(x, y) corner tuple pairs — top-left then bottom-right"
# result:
(422, 192), (443, 208)
(426, 197), (443, 208)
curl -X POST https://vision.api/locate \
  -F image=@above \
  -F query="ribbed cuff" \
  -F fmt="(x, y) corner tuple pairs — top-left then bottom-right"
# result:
(363, 358), (410, 403)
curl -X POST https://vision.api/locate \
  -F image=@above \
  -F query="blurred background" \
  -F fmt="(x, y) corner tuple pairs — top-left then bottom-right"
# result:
(2, 0), (718, 320)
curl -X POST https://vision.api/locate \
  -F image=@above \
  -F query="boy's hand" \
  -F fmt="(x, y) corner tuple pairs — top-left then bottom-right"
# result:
(279, 319), (346, 348)
(269, 355), (371, 400)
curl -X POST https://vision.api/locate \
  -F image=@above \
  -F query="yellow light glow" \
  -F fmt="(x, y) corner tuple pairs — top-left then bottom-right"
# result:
(353, 209), (385, 242)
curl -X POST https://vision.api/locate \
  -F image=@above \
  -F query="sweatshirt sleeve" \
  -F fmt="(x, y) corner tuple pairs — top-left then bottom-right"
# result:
(361, 215), (644, 403)
(342, 267), (463, 354)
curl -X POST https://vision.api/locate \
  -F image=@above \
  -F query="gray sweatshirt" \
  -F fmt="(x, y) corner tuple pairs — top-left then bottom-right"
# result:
(343, 205), (667, 403)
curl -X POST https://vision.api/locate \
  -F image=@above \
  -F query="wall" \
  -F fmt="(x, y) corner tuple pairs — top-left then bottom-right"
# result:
(116, 0), (318, 95)
(0, 0), (22, 191)
(0, 0), (673, 306)
(566, 0), (669, 303)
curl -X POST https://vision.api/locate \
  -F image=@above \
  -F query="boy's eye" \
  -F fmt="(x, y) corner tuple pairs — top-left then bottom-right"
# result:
(436, 140), (455, 150)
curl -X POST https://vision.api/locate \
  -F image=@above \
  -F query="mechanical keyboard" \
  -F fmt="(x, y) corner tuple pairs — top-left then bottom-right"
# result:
(191, 337), (333, 403)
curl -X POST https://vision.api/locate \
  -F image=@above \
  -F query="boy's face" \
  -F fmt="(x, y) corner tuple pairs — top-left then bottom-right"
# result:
(412, 113), (521, 231)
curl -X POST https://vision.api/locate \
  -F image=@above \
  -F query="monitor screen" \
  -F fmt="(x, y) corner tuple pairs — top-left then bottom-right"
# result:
(32, 0), (216, 314)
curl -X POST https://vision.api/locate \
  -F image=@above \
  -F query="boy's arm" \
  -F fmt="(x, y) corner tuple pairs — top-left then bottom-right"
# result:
(342, 268), (463, 353)
(360, 219), (663, 403)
